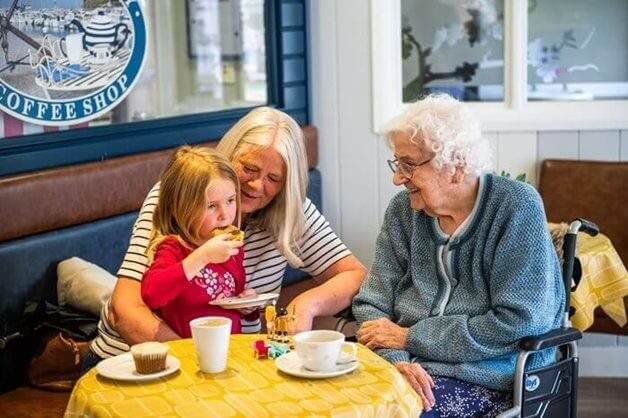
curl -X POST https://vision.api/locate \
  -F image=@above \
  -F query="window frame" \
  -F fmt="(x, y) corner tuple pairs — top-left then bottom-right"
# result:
(0, 0), (309, 177)
(371, 0), (628, 132)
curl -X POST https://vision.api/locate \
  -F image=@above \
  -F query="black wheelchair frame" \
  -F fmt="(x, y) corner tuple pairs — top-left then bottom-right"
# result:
(498, 218), (598, 418)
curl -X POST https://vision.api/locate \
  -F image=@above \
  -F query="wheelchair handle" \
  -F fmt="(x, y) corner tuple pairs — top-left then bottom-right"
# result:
(568, 218), (599, 237)
(562, 219), (599, 315)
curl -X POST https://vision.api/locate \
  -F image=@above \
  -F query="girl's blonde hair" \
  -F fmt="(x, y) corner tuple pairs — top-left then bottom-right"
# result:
(146, 146), (241, 262)
(216, 107), (308, 267)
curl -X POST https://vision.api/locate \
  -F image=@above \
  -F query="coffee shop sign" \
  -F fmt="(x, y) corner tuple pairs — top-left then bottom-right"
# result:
(0, 0), (146, 126)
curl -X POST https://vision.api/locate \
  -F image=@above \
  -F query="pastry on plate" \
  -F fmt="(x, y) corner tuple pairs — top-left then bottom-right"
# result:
(130, 342), (169, 374)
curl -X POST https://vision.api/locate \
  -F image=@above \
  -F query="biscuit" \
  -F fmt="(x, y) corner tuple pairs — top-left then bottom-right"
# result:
(212, 225), (244, 241)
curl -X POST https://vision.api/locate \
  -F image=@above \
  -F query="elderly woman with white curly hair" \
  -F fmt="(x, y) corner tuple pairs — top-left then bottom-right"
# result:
(352, 95), (564, 417)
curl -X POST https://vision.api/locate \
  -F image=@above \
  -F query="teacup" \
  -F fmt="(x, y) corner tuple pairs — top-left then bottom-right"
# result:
(190, 316), (231, 373)
(294, 330), (357, 372)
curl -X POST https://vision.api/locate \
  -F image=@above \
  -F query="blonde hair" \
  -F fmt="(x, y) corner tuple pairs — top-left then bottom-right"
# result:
(146, 146), (241, 262)
(379, 94), (492, 176)
(216, 107), (308, 267)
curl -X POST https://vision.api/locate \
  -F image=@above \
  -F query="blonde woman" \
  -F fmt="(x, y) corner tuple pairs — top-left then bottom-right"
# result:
(89, 107), (367, 362)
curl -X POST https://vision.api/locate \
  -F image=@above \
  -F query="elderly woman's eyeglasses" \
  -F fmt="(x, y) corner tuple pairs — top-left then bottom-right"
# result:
(387, 157), (431, 177)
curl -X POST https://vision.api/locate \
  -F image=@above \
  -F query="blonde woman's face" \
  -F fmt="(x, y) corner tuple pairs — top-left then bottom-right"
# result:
(197, 178), (238, 241)
(233, 146), (286, 215)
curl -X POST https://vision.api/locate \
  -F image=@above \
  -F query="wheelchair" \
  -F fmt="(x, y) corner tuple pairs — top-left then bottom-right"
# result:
(336, 218), (599, 418)
(497, 218), (598, 418)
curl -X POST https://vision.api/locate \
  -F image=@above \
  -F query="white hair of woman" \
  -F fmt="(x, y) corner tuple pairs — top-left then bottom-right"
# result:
(216, 106), (308, 267)
(379, 94), (492, 176)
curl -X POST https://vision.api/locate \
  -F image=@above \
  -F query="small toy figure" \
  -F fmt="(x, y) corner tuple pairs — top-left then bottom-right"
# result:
(265, 305), (276, 339)
(272, 307), (295, 346)
(267, 341), (290, 359)
(253, 339), (269, 359)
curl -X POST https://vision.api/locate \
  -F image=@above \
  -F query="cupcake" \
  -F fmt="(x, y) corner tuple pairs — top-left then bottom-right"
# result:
(130, 342), (169, 374)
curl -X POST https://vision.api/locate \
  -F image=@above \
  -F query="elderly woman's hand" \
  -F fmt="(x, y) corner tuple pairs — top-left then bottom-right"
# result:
(396, 362), (436, 411)
(356, 318), (409, 350)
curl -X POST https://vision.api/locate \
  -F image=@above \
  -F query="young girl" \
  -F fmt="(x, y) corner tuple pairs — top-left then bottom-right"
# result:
(141, 146), (256, 337)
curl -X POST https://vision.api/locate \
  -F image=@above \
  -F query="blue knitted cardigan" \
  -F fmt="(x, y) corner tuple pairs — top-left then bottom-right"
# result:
(352, 173), (564, 391)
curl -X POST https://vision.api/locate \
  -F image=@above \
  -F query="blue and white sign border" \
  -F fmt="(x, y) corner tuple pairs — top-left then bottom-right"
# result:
(0, 0), (147, 127)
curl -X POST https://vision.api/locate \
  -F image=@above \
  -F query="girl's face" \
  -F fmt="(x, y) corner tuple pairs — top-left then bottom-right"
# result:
(233, 146), (286, 215)
(197, 177), (238, 242)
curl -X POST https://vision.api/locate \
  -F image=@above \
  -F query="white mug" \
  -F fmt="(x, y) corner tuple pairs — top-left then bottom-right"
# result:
(60, 33), (84, 63)
(294, 330), (357, 372)
(190, 316), (231, 373)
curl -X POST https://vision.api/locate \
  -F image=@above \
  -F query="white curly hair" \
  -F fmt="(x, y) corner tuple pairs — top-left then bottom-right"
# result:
(379, 94), (492, 177)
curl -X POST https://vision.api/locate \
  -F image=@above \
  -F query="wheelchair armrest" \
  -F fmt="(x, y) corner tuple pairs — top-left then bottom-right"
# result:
(334, 307), (355, 320)
(519, 327), (582, 351)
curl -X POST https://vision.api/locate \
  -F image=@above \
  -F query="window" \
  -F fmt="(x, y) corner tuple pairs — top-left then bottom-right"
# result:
(527, 0), (628, 101)
(401, 0), (505, 103)
(372, 0), (628, 132)
(0, 0), (309, 176)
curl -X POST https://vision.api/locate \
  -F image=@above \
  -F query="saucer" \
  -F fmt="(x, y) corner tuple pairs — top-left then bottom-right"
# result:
(275, 352), (358, 379)
(96, 353), (180, 382)
(209, 292), (279, 309)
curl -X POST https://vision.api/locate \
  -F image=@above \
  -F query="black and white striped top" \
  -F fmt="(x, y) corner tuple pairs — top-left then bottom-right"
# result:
(91, 183), (351, 358)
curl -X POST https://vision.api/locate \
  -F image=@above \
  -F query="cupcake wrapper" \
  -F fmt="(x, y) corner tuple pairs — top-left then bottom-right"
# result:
(133, 353), (167, 374)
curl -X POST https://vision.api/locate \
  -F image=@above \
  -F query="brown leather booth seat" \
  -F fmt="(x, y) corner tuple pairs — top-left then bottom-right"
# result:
(538, 159), (627, 335)
(0, 126), (318, 242)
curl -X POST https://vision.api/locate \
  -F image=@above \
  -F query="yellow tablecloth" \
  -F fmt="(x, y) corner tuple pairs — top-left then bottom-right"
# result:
(569, 232), (628, 331)
(65, 335), (422, 418)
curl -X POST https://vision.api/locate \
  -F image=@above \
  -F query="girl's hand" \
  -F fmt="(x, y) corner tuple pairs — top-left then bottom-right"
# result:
(236, 289), (258, 315)
(395, 362), (436, 411)
(201, 235), (243, 264)
(356, 318), (409, 350)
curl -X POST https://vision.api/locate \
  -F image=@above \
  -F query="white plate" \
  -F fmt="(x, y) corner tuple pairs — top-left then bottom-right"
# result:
(96, 353), (180, 382)
(209, 292), (279, 309)
(275, 351), (358, 379)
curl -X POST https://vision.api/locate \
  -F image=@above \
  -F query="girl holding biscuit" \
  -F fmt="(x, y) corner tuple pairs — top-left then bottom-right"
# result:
(140, 146), (256, 337)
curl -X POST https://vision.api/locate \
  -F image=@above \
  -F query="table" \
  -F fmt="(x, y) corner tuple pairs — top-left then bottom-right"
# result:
(568, 231), (628, 331)
(64, 335), (422, 418)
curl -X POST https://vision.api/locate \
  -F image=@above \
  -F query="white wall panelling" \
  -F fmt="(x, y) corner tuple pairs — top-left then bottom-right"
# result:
(537, 131), (580, 161)
(579, 131), (621, 161)
(496, 131), (538, 185)
(484, 132), (499, 173)
(377, 139), (399, 228)
(308, 0), (341, 233)
(335, 0), (380, 268)
(578, 347), (628, 377)
(622, 131), (628, 161)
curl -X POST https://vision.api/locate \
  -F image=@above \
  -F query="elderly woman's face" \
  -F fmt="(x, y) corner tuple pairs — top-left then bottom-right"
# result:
(391, 132), (452, 215)
(233, 146), (286, 215)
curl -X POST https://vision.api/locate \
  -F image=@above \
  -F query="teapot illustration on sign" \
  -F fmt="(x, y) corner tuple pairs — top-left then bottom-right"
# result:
(64, 10), (130, 65)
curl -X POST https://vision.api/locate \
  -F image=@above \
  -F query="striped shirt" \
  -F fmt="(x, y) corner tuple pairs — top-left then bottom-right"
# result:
(91, 182), (351, 358)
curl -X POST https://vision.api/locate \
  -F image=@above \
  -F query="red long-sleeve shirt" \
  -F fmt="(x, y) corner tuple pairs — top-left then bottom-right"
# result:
(141, 237), (247, 337)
